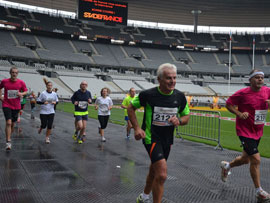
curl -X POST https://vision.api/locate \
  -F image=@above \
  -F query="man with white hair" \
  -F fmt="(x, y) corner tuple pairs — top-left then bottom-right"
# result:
(221, 69), (270, 202)
(128, 63), (190, 203)
(71, 81), (92, 144)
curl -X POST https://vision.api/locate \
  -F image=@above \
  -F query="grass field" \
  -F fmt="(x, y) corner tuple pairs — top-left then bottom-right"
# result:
(57, 102), (270, 158)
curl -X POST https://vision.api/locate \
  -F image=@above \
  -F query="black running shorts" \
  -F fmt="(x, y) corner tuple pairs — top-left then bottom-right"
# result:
(239, 136), (261, 156)
(144, 142), (171, 164)
(2, 107), (20, 122)
(98, 115), (109, 129)
(40, 114), (55, 129)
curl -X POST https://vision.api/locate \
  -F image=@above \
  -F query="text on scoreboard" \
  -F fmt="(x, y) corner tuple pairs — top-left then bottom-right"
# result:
(78, 0), (128, 25)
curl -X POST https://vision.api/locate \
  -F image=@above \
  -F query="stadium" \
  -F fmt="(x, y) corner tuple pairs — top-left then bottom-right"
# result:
(0, 0), (270, 202)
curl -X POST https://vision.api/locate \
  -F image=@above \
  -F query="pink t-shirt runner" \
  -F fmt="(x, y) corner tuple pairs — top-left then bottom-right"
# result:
(0, 78), (27, 110)
(226, 86), (270, 140)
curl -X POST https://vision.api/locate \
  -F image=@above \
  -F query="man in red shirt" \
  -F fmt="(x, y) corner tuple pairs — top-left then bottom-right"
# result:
(221, 69), (270, 202)
(0, 67), (27, 150)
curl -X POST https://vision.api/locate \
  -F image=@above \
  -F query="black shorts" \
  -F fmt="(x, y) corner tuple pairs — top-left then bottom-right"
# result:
(30, 103), (36, 109)
(2, 107), (20, 122)
(239, 136), (261, 156)
(40, 114), (55, 129)
(144, 142), (171, 164)
(98, 115), (109, 129)
(21, 104), (25, 110)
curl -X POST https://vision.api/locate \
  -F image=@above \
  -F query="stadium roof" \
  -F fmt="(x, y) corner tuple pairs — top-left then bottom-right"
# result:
(6, 0), (270, 27)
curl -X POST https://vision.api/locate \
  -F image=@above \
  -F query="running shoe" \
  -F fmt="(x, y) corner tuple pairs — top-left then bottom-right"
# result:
(77, 136), (83, 144)
(126, 135), (130, 140)
(45, 137), (50, 144)
(257, 190), (270, 203)
(136, 194), (150, 203)
(220, 161), (231, 182)
(72, 133), (77, 141)
(6, 142), (11, 150)
(82, 135), (86, 142)
(101, 136), (106, 142)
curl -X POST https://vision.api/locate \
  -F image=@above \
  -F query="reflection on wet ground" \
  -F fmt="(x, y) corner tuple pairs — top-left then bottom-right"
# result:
(0, 106), (269, 203)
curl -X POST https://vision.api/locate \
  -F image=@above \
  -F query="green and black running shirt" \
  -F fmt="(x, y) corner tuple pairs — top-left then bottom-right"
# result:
(131, 87), (190, 145)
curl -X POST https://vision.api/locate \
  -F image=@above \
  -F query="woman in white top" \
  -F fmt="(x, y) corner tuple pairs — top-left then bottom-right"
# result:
(95, 87), (113, 142)
(37, 81), (58, 144)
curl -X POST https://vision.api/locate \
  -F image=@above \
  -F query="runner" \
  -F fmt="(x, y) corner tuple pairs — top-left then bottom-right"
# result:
(0, 67), (27, 150)
(221, 69), (270, 203)
(17, 91), (27, 123)
(128, 63), (190, 203)
(52, 88), (58, 129)
(37, 81), (58, 144)
(95, 87), (113, 142)
(121, 87), (136, 139)
(71, 81), (92, 144)
(52, 88), (59, 111)
(29, 91), (36, 119)
(93, 94), (97, 103)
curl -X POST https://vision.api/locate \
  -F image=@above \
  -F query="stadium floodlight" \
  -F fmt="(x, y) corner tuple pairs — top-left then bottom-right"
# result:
(79, 35), (88, 40)
(176, 45), (185, 49)
(203, 47), (219, 52)
(111, 39), (124, 44)
(129, 41), (136, 45)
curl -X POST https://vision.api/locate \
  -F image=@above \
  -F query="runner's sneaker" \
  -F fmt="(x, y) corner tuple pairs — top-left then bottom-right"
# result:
(257, 190), (270, 203)
(101, 136), (106, 142)
(136, 194), (150, 203)
(72, 133), (77, 141)
(45, 137), (50, 144)
(77, 136), (83, 144)
(82, 135), (86, 142)
(221, 161), (231, 182)
(6, 142), (11, 150)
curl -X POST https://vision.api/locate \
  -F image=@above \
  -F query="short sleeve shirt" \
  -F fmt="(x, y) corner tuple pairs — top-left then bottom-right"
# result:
(95, 96), (113, 116)
(131, 87), (190, 145)
(122, 95), (135, 116)
(0, 78), (27, 110)
(226, 86), (270, 140)
(37, 91), (58, 114)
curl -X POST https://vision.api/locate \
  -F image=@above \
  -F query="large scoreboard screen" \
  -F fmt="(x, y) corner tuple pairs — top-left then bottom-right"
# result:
(78, 0), (128, 25)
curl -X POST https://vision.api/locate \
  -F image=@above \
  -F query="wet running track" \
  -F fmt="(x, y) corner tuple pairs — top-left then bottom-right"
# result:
(0, 104), (269, 203)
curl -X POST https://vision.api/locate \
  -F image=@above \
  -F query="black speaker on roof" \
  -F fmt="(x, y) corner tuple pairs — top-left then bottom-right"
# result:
(24, 42), (37, 50)
(131, 54), (142, 61)
(81, 49), (92, 56)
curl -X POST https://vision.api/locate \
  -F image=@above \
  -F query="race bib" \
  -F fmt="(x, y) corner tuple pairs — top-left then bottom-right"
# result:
(7, 90), (18, 99)
(78, 101), (88, 109)
(100, 104), (109, 113)
(46, 98), (54, 104)
(152, 107), (178, 126)
(254, 110), (267, 125)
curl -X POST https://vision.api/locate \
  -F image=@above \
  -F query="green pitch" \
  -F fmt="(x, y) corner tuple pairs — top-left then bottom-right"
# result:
(57, 102), (270, 158)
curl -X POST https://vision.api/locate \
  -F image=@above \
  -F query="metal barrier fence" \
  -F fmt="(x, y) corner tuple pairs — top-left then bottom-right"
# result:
(177, 109), (223, 150)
